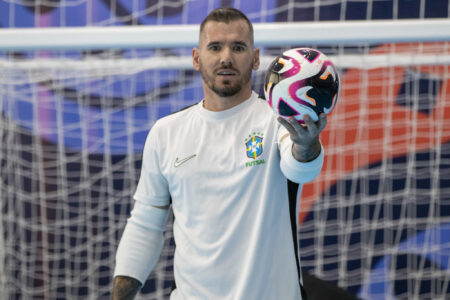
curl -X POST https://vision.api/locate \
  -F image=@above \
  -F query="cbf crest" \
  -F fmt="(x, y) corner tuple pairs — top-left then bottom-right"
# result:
(245, 131), (264, 159)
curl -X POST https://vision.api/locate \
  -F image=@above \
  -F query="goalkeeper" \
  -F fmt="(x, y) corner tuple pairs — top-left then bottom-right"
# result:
(113, 7), (327, 300)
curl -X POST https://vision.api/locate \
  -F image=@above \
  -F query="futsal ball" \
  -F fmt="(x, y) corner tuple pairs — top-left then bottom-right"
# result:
(264, 48), (340, 123)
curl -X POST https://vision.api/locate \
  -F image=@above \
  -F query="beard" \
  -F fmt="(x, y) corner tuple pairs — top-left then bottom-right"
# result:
(199, 63), (253, 97)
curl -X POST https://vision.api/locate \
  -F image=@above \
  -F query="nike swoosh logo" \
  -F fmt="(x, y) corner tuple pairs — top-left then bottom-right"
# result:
(174, 154), (197, 168)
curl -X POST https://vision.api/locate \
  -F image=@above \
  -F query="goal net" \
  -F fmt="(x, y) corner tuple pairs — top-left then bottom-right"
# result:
(0, 1), (449, 299)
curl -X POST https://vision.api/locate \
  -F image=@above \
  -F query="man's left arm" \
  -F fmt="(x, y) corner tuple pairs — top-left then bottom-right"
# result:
(277, 113), (327, 183)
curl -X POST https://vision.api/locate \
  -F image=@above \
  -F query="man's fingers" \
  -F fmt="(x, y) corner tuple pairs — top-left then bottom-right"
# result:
(277, 114), (327, 149)
(287, 116), (307, 133)
(302, 114), (315, 128)
(317, 113), (328, 133)
(278, 114), (327, 137)
(303, 113), (328, 135)
(277, 117), (296, 135)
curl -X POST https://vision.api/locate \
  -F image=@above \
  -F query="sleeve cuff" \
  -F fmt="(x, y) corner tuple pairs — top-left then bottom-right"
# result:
(280, 143), (324, 184)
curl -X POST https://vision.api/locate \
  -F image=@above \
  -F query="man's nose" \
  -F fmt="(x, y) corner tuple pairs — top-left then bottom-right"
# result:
(220, 48), (233, 67)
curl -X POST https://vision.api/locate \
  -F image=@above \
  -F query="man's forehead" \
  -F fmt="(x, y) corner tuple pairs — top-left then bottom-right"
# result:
(200, 20), (252, 44)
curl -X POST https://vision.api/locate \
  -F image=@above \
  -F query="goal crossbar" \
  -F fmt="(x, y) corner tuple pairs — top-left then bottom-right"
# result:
(1, 19), (449, 50)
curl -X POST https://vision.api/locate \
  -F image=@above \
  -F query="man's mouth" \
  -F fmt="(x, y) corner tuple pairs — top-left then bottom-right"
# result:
(217, 69), (237, 76)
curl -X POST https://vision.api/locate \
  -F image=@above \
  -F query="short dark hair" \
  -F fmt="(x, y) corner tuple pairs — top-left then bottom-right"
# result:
(199, 7), (254, 45)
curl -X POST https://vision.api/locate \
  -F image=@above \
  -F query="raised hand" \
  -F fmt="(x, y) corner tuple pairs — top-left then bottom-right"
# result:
(278, 113), (327, 162)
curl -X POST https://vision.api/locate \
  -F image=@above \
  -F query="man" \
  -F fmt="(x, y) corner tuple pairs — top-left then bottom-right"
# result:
(113, 7), (326, 300)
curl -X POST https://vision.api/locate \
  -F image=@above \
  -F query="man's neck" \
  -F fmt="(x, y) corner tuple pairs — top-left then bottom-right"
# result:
(202, 88), (252, 112)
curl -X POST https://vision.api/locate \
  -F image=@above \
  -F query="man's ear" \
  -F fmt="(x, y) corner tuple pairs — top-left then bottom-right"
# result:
(253, 48), (260, 71)
(192, 48), (200, 71)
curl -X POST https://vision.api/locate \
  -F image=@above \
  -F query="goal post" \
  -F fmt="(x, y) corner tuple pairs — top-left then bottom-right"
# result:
(1, 9), (450, 300)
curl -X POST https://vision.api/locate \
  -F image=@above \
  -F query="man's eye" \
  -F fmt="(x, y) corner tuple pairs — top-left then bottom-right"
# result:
(209, 45), (220, 51)
(233, 45), (245, 52)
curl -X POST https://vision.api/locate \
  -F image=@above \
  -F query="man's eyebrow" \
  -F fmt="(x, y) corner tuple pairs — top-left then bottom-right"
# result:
(233, 41), (248, 47)
(206, 41), (249, 47)
(206, 41), (221, 47)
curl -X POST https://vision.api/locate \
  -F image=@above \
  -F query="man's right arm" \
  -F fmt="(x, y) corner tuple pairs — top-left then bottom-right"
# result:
(113, 202), (170, 299)
(113, 124), (171, 298)
(112, 276), (142, 300)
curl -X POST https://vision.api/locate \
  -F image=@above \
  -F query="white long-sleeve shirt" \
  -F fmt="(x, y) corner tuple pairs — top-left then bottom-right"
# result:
(116, 91), (324, 300)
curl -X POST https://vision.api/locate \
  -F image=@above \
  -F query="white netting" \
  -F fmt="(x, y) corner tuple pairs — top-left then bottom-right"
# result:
(2, 0), (449, 26)
(1, 41), (449, 300)
(0, 1), (450, 299)
(296, 42), (450, 300)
